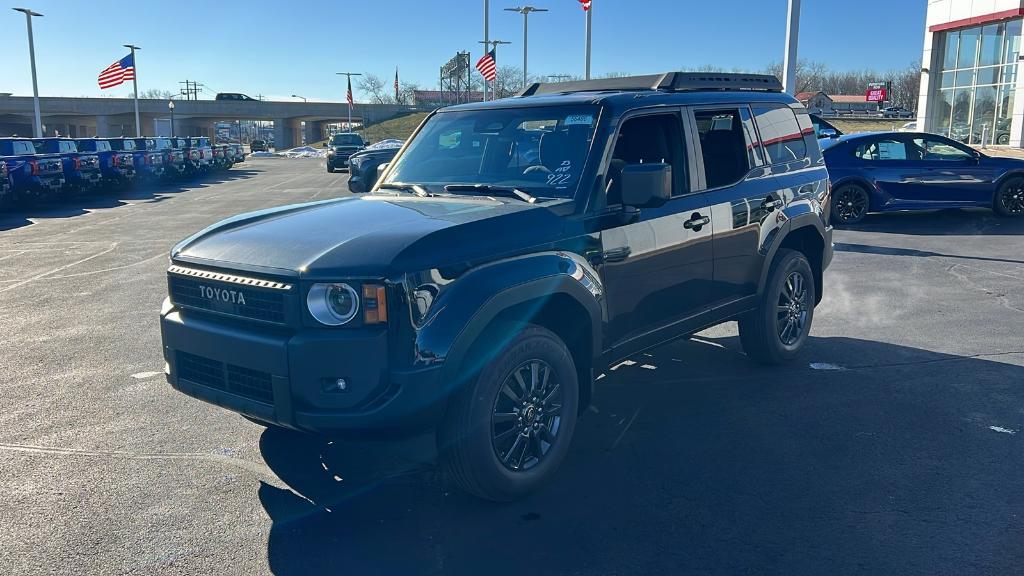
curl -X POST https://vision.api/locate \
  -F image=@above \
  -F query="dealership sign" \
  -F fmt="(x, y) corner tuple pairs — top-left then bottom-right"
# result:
(866, 82), (889, 102)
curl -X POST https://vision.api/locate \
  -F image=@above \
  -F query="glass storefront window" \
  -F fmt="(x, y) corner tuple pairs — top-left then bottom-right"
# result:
(932, 18), (1022, 144)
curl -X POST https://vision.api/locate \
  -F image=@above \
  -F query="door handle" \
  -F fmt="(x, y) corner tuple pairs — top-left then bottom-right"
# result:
(762, 197), (784, 212)
(683, 212), (710, 230)
(600, 246), (631, 263)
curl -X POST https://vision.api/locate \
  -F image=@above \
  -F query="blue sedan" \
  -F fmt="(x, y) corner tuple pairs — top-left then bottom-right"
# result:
(822, 132), (1024, 224)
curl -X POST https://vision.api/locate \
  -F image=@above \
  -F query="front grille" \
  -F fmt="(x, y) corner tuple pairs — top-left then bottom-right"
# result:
(168, 271), (288, 324)
(176, 351), (274, 404)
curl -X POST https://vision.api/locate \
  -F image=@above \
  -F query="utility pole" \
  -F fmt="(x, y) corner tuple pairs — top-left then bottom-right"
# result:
(336, 72), (362, 131)
(505, 6), (548, 89)
(782, 0), (801, 95)
(483, 0), (490, 101)
(123, 44), (142, 137)
(14, 8), (44, 138)
(477, 40), (511, 97)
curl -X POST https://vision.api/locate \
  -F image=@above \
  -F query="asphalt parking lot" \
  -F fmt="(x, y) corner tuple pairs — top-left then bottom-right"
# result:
(1, 157), (1022, 575)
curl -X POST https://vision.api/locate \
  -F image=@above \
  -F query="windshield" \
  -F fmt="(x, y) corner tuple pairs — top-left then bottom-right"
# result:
(330, 134), (364, 146)
(383, 105), (598, 198)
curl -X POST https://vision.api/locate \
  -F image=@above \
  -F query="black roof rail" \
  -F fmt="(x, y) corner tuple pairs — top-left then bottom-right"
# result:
(518, 72), (783, 97)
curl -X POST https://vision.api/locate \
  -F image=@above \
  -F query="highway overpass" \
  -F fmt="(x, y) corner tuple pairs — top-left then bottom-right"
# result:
(0, 95), (419, 147)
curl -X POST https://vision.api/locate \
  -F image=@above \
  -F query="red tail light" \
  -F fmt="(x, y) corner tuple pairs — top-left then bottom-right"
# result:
(74, 157), (82, 170)
(29, 160), (39, 176)
(113, 155), (120, 167)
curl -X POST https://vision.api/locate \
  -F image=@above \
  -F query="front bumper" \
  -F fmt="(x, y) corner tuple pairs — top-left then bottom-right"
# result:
(160, 304), (446, 435)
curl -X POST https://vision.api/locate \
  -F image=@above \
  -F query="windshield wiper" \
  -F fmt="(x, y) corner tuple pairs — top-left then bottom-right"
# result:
(443, 184), (538, 204)
(377, 182), (431, 197)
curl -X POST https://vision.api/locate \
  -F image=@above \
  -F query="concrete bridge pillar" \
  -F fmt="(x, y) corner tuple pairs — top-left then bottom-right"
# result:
(273, 118), (299, 150)
(304, 121), (324, 145)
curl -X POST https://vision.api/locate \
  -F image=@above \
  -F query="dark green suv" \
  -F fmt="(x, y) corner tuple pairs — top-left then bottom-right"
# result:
(160, 73), (833, 501)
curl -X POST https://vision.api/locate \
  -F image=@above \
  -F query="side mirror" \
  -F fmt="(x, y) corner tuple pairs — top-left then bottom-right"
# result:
(620, 163), (672, 208)
(818, 128), (838, 139)
(376, 162), (389, 178)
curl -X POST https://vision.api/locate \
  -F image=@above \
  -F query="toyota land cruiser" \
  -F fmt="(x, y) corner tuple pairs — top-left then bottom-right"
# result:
(160, 73), (833, 501)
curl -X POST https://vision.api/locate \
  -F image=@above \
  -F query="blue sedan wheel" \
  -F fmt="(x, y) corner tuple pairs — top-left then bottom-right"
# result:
(995, 177), (1024, 217)
(832, 184), (869, 225)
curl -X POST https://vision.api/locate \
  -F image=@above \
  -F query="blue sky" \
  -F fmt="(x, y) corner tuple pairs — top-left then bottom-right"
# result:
(2, 0), (926, 101)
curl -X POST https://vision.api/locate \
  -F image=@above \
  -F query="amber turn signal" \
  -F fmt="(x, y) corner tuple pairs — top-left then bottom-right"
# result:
(362, 284), (388, 324)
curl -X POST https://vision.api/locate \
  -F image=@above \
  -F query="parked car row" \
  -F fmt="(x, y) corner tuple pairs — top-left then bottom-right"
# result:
(0, 136), (245, 208)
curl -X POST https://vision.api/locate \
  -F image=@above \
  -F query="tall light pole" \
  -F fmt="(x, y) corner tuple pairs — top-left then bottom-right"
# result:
(291, 94), (307, 102)
(505, 6), (548, 89)
(123, 44), (142, 136)
(584, 2), (592, 80)
(782, 0), (801, 95)
(13, 8), (43, 138)
(336, 72), (362, 131)
(483, 0), (490, 101)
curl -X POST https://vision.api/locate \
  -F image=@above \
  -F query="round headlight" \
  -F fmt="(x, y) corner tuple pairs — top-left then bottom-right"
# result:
(307, 283), (359, 325)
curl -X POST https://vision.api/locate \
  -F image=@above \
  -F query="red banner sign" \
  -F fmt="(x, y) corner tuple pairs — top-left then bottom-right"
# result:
(866, 87), (887, 102)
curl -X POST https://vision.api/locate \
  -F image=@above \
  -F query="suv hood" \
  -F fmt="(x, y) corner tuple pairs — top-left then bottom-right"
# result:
(172, 195), (566, 278)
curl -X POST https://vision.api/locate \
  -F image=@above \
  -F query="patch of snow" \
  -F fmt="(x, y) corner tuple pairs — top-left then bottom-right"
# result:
(279, 146), (327, 158)
(810, 362), (846, 371)
(989, 426), (1017, 435)
(248, 151), (278, 158)
(640, 364), (657, 370)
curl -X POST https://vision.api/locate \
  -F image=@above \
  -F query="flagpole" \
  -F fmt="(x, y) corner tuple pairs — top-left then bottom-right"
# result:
(123, 44), (141, 137)
(483, 0), (490, 101)
(584, 5), (592, 80)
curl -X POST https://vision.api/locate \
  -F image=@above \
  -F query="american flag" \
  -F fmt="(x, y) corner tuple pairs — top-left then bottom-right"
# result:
(579, 0), (591, 11)
(476, 50), (497, 82)
(346, 75), (354, 105)
(98, 53), (135, 89)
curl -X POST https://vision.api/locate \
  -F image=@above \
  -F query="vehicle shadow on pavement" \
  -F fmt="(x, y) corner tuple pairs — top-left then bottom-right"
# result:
(0, 169), (260, 232)
(843, 207), (1024, 236)
(258, 336), (1024, 575)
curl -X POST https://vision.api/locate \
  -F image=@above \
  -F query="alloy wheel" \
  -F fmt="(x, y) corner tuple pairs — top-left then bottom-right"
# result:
(777, 271), (809, 346)
(1000, 182), (1024, 215)
(834, 186), (868, 223)
(491, 360), (564, 472)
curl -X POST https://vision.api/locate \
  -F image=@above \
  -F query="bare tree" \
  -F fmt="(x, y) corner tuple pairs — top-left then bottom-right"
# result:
(140, 88), (174, 99)
(357, 74), (391, 104)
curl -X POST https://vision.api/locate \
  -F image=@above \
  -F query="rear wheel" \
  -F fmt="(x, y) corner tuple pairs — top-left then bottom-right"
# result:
(438, 324), (579, 501)
(994, 176), (1024, 217)
(739, 249), (816, 365)
(327, 164), (335, 173)
(831, 183), (869, 225)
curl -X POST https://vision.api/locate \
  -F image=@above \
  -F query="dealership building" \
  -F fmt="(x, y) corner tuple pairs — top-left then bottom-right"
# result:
(919, 1), (1024, 145)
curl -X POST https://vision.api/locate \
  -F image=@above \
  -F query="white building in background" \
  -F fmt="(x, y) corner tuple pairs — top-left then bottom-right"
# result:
(919, 0), (1024, 146)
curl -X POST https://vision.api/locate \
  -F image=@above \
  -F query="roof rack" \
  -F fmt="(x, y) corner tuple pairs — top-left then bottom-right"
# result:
(518, 72), (783, 97)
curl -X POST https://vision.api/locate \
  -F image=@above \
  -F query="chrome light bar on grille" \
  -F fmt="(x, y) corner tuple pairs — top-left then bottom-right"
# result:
(168, 265), (293, 291)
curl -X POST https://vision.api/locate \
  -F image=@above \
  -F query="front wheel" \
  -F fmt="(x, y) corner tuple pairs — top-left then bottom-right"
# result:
(739, 249), (816, 365)
(994, 177), (1024, 217)
(831, 183), (869, 225)
(438, 324), (579, 501)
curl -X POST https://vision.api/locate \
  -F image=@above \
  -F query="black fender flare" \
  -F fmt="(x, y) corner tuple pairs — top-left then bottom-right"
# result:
(756, 210), (828, 299)
(414, 251), (604, 398)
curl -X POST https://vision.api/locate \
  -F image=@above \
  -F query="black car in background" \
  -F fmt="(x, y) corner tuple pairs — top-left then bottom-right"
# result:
(250, 139), (269, 153)
(325, 132), (365, 172)
(346, 139), (403, 193)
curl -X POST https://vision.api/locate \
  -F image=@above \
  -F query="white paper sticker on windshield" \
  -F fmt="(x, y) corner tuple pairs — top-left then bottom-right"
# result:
(565, 114), (594, 126)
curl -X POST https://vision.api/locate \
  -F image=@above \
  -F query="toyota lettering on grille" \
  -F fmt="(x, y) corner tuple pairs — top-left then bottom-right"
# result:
(199, 285), (247, 306)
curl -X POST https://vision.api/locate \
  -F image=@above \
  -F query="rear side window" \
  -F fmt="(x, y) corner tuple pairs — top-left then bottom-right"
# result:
(694, 108), (754, 189)
(13, 141), (33, 155)
(854, 139), (908, 161)
(752, 105), (807, 164)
